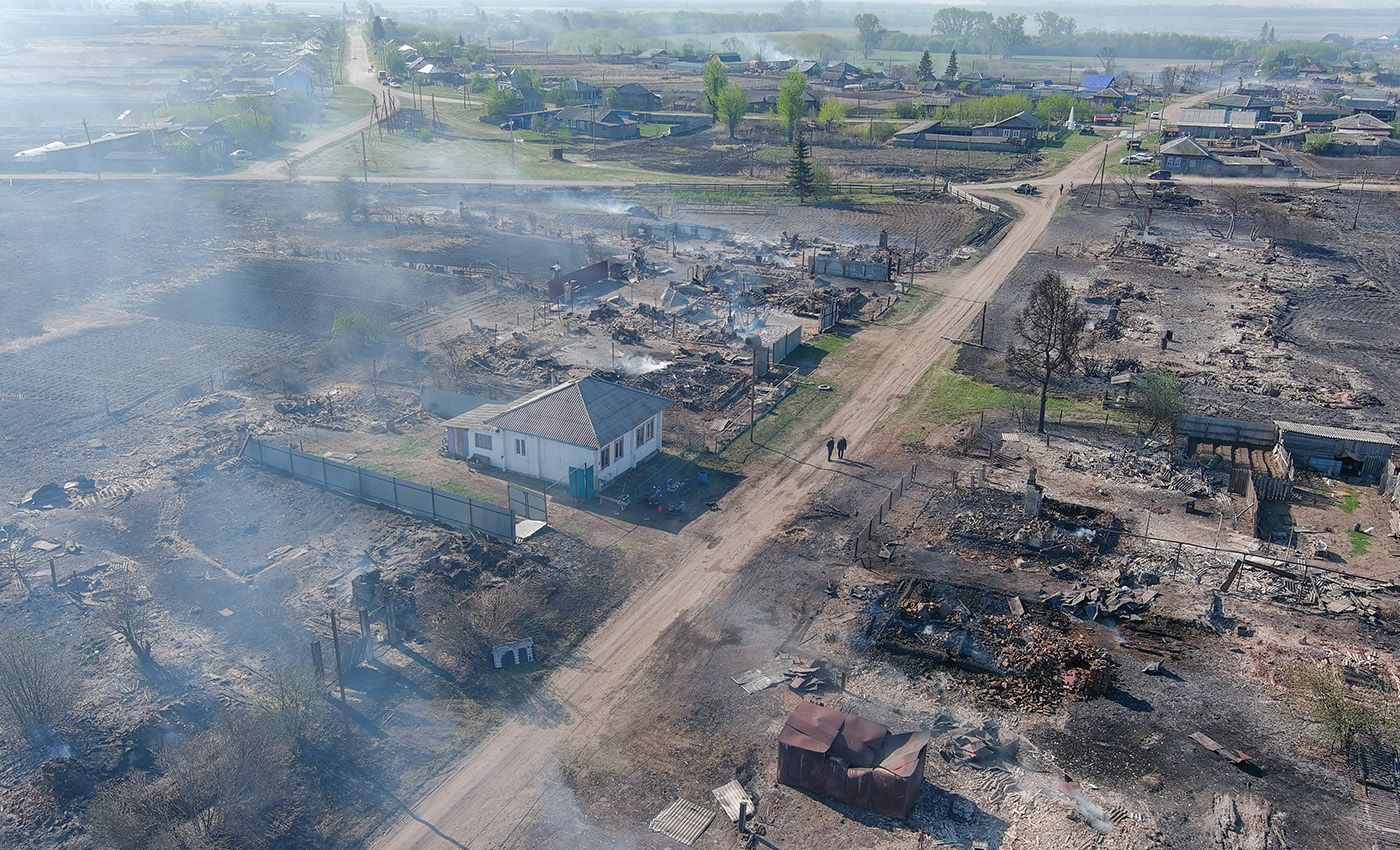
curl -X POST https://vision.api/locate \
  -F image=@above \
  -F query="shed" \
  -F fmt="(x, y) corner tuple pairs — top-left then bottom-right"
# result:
(776, 702), (930, 819)
(1275, 421), (1397, 482)
(444, 377), (671, 488)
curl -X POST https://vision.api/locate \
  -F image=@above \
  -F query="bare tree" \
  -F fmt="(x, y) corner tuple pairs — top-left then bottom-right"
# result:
(1008, 272), (1091, 433)
(417, 577), (536, 666)
(101, 566), (154, 665)
(257, 662), (328, 743)
(1158, 65), (1181, 94)
(1219, 186), (1251, 239)
(1282, 662), (1393, 752)
(0, 627), (78, 746)
(1095, 46), (1117, 74)
(88, 713), (296, 850)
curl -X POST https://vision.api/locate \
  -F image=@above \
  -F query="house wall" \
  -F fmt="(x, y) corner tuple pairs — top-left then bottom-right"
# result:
(446, 412), (665, 486)
(596, 411), (663, 484)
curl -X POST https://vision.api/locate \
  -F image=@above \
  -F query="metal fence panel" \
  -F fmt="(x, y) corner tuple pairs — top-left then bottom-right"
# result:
(471, 502), (514, 539)
(239, 438), (529, 542)
(433, 490), (473, 528)
(393, 479), (435, 518)
(323, 460), (360, 495)
(508, 484), (548, 522)
(360, 469), (397, 504)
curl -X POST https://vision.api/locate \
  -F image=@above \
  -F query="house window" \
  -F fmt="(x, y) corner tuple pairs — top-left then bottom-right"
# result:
(635, 423), (648, 446)
(474, 433), (493, 451)
(514, 438), (526, 456)
(600, 445), (611, 469)
(614, 437), (624, 460)
(646, 419), (655, 442)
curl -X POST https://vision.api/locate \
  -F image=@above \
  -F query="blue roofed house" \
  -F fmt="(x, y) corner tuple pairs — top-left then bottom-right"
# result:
(1077, 73), (1118, 94)
(443, 376), (671, 488)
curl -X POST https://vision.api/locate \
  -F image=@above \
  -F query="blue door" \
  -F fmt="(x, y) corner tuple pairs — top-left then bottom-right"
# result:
(568, 465), (595, 500)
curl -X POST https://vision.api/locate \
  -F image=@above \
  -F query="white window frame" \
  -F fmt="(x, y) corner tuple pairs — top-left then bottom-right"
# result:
(635, 423), (647, 446)
(514, 438), (526, 456)
(614, 437), (624, 461)
(646, 419), (655, 442)
(474, 432), (493, 451)
(600, 445), (611, 469)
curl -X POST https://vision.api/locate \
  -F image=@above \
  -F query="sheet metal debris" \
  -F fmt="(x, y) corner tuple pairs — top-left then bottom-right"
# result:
(649, 797), (714, 845)
(711, 780), (753, 823)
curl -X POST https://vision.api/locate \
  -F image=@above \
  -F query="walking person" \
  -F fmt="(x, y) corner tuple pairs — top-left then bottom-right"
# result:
(825, 437), (835, 462)
(837, 437), (847, 460)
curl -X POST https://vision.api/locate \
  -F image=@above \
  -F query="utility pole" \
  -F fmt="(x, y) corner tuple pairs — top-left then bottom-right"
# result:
(329, 610), (346, 703)
(1097, 139), (1108, 207)
(360, 131), (369, 182)
(1352, 170), (1367, 230)
(81, 119), (100, 181)
(979, 303), (987, 346)
(749, 384), (756, 443)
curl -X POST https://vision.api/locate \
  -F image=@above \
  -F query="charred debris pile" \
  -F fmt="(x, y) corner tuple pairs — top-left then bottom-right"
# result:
(874, 579), (1115, 712)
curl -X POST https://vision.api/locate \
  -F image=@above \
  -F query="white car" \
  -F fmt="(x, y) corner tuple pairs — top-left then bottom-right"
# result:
(1119, 153), (1153, 165)
(1150, 111), (1162, 120)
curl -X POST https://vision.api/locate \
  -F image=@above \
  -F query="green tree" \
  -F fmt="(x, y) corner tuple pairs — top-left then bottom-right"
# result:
(1135, 369), (1185, 434)
(917, 50), (934, 80)
(1302, 132), (1332, 153)
(330, 176), (359, 222)
(931, 7), (991, 39)
(787, 130), (816, 204)
(818, 96), (850, 128)
(776, 70), (808, 142)
(483, 87), (523, 116)
(603, 87), (620, 108)
(1008, 272), (1091, 434)
(853, 12), (886, 59)
(1033, 92), (1081, 124)
(716, 83), (748, 138)
(986, 13), (1027, 60)
(944, 50), (959, 80)
(371, 14), (385, 41)
(702, 56), (728, 118)
(1034, 10), (1076, 37)
(331, 310), (388, 353)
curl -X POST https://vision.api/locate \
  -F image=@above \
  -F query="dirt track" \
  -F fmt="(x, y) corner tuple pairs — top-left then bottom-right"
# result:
(368, 130), (1090, 850)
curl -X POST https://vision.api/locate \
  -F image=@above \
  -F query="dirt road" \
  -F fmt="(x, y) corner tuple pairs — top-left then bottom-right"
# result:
(242, 27), (383, 179)
(370, 129), (1074, 850)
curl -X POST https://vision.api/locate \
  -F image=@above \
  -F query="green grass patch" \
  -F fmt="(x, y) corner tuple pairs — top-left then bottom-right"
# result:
(1338, 490), (1361, 512)
(1349, 529), (1372, 555)
(364, 462), (413, 479)
(755, 145), (792, 164)
(388, 434), (433, 458)
(715, 380), (851, 471)
(640, 123), (672, 138)
(435, 477), (496, 501)
(884, 355), (1079, 446)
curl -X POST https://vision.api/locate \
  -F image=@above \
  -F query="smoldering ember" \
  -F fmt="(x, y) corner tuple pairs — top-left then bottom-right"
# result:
(2, 3), (1399, 850)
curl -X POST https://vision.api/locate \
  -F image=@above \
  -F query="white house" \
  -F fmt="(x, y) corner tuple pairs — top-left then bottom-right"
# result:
(443, 376), (671, 492)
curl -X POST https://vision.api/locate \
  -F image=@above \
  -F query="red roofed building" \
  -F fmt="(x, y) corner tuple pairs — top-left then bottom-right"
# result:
(776, 702), (931, 819)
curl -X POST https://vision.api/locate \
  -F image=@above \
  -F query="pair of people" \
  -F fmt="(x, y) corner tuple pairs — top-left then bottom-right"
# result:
(825, 436), (848, 462)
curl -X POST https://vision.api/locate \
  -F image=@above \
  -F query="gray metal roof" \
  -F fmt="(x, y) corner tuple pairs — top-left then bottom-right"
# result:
(443, 403), (510, 430)
(474, 377), (671, 449)
(1276, 420), (1396, 446)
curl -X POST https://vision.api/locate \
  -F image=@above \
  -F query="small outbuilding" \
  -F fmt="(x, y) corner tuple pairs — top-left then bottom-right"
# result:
(776, 701), (931, 819)
(1276, 420), (1397, 483)
(444, 376), (671, 490)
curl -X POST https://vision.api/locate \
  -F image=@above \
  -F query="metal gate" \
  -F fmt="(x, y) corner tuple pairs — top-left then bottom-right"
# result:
(508, 483), (548, 522)
(568, 465), (596, 500)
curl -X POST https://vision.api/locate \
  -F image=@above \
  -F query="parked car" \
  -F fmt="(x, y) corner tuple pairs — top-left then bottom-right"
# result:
(1014, 183), (1039, 195)
(1147, 169), (1173, 180)
(1150, 111), (1162, 119)
(228, 149), (251, 160)
(1119, 154), (1153, 165)
(1078, 126), (1097, 135)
